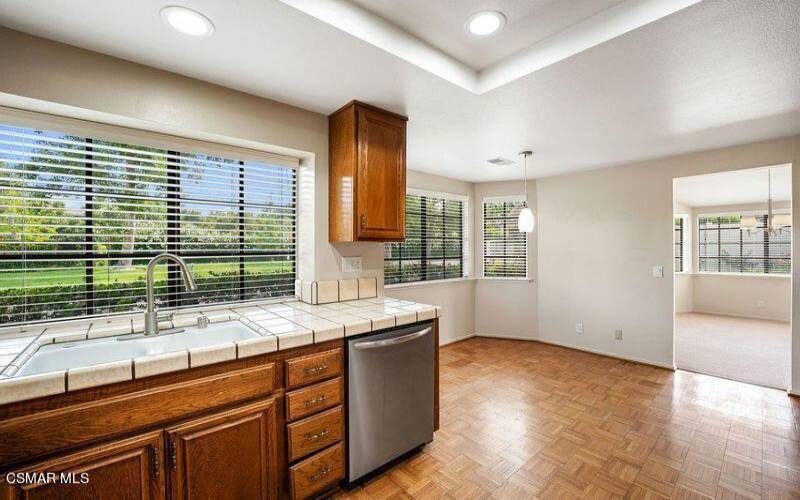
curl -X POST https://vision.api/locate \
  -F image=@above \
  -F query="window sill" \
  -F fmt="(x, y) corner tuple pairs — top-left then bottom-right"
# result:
(477, 277), (534, 282)
(384, 277), (473, 290)
(691, 272), (790, 279)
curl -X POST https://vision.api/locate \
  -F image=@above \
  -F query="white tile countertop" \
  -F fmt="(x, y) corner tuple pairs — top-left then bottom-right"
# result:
(0, 297), (441, 405)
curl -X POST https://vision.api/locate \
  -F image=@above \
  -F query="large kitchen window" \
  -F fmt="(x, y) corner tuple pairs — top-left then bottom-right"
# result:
(384, 191), (468, 285)
(698, 213), (791, 274)
(482, 197), (527, 278)
(0, 122), (297, 324)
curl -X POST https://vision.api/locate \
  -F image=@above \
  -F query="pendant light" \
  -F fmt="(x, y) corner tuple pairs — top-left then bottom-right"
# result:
(518, 151), (535, 233)
(742, 167), (789, 235)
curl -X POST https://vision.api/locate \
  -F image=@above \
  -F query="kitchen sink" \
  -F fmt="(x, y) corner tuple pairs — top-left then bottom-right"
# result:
(17, 321), (260, 377)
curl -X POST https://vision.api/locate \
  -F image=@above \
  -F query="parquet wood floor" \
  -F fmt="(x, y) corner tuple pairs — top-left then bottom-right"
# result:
(333, 337), (800, 499)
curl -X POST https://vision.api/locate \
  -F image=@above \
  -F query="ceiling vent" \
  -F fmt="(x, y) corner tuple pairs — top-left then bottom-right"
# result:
(487, 157), (515, 166)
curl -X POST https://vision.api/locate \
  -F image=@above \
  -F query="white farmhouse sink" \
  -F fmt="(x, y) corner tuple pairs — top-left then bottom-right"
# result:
(18, 321), (259, 377)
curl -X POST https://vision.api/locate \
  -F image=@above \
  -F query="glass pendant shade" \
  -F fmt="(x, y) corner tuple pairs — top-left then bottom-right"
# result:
(771, 213), (791, 228)
(739, 215), (758, 229)
(518, 206), (534, 233)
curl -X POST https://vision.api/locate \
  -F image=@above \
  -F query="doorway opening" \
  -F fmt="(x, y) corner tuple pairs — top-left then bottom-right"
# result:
(673, 165), (791, 389)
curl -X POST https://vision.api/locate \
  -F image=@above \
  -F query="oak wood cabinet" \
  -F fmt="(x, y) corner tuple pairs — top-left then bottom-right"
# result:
(329, 101), (407, 242)
(1, 431), (165, 500)
(166, 399), (278, 500)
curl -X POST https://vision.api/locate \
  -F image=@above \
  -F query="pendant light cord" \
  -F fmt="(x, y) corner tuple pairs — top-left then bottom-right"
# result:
(521, 151), (530, 207)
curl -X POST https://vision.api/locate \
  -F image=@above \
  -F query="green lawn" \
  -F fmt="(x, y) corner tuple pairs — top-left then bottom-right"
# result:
(0, 261), (290, 289)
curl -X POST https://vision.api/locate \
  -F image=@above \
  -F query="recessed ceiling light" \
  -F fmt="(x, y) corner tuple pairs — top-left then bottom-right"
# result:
(466, 11), (506, 37)
(160, 6), (214, 37)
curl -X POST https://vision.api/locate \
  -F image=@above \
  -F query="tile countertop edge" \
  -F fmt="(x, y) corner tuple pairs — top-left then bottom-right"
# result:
(0, 298), (441, 405)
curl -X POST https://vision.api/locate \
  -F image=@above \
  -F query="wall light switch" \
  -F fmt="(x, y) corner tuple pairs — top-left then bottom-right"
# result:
(342, 256), (363, 273)
(575, 322), (583, 334)
(652, 265), (664, 278)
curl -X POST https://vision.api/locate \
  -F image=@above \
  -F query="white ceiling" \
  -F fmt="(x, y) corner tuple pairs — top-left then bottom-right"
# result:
(277, 0), (701, 93)
(349, 0), (625, 70)
(0, 0), (798, 183)
(675, 165), (792, 208)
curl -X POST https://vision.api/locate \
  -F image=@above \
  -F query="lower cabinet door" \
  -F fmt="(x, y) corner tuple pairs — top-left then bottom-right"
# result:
(165, 398), (278, 500)
(1, 430), (165, 500)
(289, 442), (344, 500)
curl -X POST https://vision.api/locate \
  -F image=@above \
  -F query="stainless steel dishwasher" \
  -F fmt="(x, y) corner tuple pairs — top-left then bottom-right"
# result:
(346, 321), (435, 482)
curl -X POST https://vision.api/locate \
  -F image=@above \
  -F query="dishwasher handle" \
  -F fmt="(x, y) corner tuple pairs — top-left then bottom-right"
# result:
(353, 326), (432, 350)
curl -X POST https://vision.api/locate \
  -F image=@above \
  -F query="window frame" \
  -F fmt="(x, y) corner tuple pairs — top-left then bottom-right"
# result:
(384, 189), (470, 287)
(674, 214), (689, 274)
(696, 210), (791, 275)
(0, 110), (301, 325)
(481, 195), (529, 280)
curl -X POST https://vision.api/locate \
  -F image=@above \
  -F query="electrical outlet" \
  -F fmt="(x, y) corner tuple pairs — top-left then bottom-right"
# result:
(575, 322), (583, 334)
(614, 329), (623, 340)
(341, 256), (363, 273)
(756, 299), (766, 309)
(652, 265), (664, 278)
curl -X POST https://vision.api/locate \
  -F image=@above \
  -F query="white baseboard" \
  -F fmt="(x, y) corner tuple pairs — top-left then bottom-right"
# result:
(474, 333), (675, 370)
(535, 338), (676, 370)
(687, 309), (790, 323)
(439, 333), (476, 346)
(474, 332), (538, 342)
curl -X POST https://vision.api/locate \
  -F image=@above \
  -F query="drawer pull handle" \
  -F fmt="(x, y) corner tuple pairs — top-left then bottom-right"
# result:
(311, 466), (331, 482)
(305, 394), (328, 407)
(305, 364), (328, 375)
(306, 429), (330, 442)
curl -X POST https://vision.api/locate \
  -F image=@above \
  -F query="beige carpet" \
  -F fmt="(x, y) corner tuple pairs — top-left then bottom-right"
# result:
(674, 312), (790, 389)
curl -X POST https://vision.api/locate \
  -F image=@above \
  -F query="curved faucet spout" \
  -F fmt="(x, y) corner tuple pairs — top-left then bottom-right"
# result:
(144, 253), (197, 335)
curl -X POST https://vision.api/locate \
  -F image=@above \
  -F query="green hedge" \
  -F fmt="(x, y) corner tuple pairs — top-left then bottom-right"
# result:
(0, 270), (293, 323)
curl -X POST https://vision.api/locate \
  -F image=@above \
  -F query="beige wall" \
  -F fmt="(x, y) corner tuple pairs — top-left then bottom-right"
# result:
(385, 170), (477, 344)
(473, 180), (538, 339)
(537, 136), (799, 374)
(691, 274), (790, 321)
(674, 274), (694, 314)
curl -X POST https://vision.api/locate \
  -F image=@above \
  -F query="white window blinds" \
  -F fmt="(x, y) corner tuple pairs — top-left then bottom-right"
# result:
(384, 191), (467, 284)
(698, 214), (791, 274)
(483, 197), (527, 278)
(0, 123), (297, 324)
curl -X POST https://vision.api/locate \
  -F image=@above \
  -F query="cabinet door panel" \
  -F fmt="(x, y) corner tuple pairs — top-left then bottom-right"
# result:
(166, 398), (277, 500)
(1, 431), (164, 500)
(356, 108), (406, 241)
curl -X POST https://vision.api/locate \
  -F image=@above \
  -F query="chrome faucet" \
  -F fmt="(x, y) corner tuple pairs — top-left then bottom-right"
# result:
(144, 253), (197, 335)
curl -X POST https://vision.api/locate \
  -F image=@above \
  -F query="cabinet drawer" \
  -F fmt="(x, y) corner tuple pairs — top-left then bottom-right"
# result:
(286, 377), (342, 422)
(285, 349), (342, 389)
(286, 406), (343, 462)
(289, 442), (344, 500)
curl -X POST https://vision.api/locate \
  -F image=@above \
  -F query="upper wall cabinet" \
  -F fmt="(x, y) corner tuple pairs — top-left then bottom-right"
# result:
(329, 101), (407, 242)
